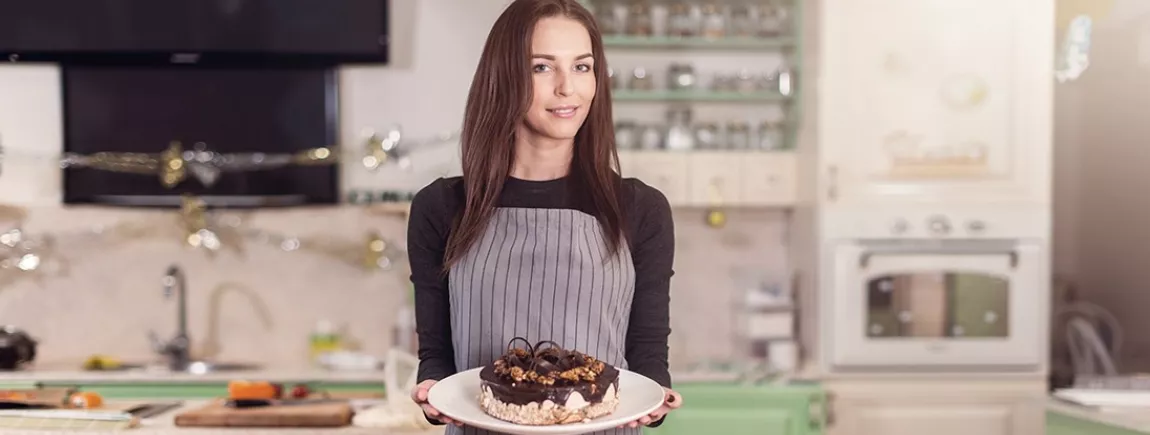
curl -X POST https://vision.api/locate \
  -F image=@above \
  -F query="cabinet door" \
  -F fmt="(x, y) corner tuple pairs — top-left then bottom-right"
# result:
(817, 0), (1053, 205)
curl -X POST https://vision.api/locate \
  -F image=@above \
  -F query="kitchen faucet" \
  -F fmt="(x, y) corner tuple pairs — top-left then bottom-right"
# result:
(149, 264), (191, 371)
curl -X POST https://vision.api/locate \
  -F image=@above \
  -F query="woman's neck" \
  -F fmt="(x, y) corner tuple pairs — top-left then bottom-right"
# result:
(510, 129), (574, 181)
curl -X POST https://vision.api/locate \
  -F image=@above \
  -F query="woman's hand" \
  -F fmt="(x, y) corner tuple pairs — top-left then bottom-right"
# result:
(620, 387), (682, 428)
(410, 379), (462, 427)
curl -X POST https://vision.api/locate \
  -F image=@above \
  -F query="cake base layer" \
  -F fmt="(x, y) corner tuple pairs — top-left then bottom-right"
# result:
(478, 383), (620, 425)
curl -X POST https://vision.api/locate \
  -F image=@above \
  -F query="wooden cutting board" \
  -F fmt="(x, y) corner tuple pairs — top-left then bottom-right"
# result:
(174, 399), (353, 427)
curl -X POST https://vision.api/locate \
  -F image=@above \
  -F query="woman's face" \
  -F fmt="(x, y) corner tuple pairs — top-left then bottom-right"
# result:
(522, 16), (597, 143)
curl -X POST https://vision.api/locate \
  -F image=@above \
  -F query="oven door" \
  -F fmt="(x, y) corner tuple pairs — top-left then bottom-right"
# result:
(829, 240), (1044, 370)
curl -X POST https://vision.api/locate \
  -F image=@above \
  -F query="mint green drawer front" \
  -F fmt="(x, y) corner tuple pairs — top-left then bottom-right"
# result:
(654, 408), (795, 435)
(1047, 411), (1147, 435)
(646, 382), (825, 435)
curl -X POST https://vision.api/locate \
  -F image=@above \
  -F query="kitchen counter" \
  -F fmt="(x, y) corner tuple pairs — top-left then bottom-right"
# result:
(0, 399), (446, 435)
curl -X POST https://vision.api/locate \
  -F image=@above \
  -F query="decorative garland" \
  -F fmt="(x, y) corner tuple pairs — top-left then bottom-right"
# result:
(0, 125), (462, 186)
(0, 196), (404, 289)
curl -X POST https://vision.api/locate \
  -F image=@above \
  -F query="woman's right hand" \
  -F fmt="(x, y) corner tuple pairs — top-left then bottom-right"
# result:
(411, 379), (462, 426)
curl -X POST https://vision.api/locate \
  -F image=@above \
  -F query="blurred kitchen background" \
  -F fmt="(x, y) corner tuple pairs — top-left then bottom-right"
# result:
(0, 0), (1145, 433)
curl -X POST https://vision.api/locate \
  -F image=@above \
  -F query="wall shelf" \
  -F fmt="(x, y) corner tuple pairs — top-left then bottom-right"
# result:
(613, 90), (791, 103)
(603, 35), (796, 50)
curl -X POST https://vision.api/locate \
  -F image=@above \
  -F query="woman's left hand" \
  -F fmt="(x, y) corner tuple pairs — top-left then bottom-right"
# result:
(620, 387), (682, 428)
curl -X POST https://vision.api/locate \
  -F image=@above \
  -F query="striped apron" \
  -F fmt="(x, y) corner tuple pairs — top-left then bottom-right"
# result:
(447, 207), (640, 435)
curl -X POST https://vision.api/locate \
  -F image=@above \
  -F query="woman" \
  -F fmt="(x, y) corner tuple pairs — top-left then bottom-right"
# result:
(407, 0), (681, 433)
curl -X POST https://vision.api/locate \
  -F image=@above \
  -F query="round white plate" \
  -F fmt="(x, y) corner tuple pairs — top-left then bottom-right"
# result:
(427, 367), (665, 435)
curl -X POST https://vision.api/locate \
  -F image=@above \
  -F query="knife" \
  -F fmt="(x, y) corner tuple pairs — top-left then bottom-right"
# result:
(226, 398), (346, 409)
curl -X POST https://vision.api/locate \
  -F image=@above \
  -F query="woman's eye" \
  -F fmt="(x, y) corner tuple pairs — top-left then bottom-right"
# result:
(533, 64), (551, 73)
(575, 64), (592, 73)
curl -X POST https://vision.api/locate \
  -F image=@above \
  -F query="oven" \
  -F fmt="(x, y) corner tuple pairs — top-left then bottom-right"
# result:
(821, 208), (1049, 372)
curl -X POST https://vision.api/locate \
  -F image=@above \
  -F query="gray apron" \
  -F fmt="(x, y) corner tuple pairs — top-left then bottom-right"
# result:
(447, 207), (640, 435)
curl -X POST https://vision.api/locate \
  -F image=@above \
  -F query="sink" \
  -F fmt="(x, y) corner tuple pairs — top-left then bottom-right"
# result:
(178, 361), (263, 375)
(83, 361), (262, 375)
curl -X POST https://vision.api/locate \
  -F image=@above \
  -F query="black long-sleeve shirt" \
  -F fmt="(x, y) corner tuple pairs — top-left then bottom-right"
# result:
(407, 175), (674, 395)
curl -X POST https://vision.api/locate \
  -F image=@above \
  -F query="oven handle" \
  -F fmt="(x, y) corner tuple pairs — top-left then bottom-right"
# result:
(858, 246), (1019, 269)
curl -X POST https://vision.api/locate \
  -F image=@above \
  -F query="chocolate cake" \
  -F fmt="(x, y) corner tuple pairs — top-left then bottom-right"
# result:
(479, 338), (620, 425)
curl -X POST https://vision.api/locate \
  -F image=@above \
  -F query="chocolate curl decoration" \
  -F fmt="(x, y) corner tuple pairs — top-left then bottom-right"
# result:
(504, 337), (589, 377)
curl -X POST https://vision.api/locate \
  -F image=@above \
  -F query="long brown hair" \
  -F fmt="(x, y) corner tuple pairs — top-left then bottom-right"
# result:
(443, 0), (624, 270)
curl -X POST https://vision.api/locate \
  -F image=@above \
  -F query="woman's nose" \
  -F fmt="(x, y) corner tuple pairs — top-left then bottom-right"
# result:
(556, 72), (574, 96)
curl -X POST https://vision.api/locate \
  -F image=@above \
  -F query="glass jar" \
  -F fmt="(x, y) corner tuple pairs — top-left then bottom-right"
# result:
(627, 1), (654, 36)
(595, 1), (626, 36)
(615, 121), (639, 150)
(758, 1), (791, 37)
(735, 69), (759, 94)
(630, 67), (654, 91)
(730, 4), (757, 38)
(757, 120), (784, 150)
(727, 121), (751, 150)
(667, 63), (697, 91)
(667, 3), (692, 37)
(701, 3), (727, 39)
(693, 123), (721, 150)
(640, 124), (664, 150)
(665, 106), (695, 151)
(711, 73), (736, 92)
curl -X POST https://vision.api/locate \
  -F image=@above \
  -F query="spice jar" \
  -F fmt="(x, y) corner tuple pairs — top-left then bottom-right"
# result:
(630, 67), (654, 91)
(735, 69), (759, 94)
(757, 120), (784, 150)
(595, 1), (626, 36)
(711, 73), (736, 92)
(627, 1), (654, 36)
(731, 4), (757, 38)
(665, 107), (695, 151)
(640, 124), (664, 150)
(615, 121), (639, 150)
(758, 1), (791, 37)
(693, 123), (722, 150)
(701, 3), (727, 39)
(668, 2), (700, 37)
(667, 63), (697, 91)
(727, 121), (751, 150)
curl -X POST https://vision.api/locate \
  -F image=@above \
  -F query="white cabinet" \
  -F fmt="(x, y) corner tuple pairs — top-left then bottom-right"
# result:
(825, 379), (1046, 435)
(816, 0), (1053, 206)
(619, 151), (690, 205)
(619, 151), (796, 207)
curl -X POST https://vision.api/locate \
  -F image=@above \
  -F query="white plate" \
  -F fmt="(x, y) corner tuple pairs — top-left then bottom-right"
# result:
(427, 367), (665, 435)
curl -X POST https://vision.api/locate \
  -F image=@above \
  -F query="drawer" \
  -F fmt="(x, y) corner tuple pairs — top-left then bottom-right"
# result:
(687, 153), (743, 207)
(741, 152), (796, 206)
(622, 151), (689, 206)
(647, 408), (796, 435)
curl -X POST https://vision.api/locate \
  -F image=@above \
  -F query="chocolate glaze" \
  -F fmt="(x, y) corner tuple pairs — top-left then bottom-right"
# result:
(480, 364), (619, 406)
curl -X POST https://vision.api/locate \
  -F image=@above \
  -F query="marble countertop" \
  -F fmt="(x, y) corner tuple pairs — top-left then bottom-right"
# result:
(1048, 398), (1150, 434)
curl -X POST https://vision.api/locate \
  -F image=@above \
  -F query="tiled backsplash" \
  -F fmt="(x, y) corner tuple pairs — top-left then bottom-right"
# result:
(0, 205), (790, 370)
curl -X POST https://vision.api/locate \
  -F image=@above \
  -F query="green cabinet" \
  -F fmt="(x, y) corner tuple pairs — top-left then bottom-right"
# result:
(1047, 410), (1147, 435)
(646, 381), (826, 435)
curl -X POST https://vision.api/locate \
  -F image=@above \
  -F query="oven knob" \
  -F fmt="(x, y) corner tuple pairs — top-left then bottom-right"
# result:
(891, 219), (909, 235)
(967, 220), (987, 233)
(927, 216), (951, 235)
